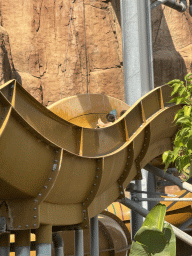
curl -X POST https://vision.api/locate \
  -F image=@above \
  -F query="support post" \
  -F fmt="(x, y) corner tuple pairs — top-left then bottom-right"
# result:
(15, 230), (30, 256)
(75, 229), (84, 256)
(0, 233), (10, 256)
(36, 225), (52, 256)
(90, 216), (99, 256)
(120, 0), (155, 238)
(52, 232), (64, 256)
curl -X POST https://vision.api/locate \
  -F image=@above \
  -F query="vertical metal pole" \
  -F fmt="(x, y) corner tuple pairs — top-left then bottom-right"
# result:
(15, 230), (31, 256)
(52, 232), (64, 256)
(120, 0), (155, 238)
(75, 229), (84, 256)
(36, 225), (52, 256)
(0, 233), (10, 256)
(90, 216), (99, 256)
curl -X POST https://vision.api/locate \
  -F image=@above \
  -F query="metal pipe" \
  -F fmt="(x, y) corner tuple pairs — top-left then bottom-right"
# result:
(134, 197), (192, 201)
(151, 0), (187, 12)
(145, 164), (192, 193)
(75, 229), (84, 256)
(128, 189), (176, 197)
(179, 217), (192, 230)
(0, 233), (10, 256)
(15, 230), (30, 256)
(167, 191), (189, 210)
(121, 197), (192, 246)
(90, 216), (99, 256)
(120, 0), (155, 238)
(52, 232), (64, 256)
(151, 0), (168, 9)
(36, 225), (52, 256)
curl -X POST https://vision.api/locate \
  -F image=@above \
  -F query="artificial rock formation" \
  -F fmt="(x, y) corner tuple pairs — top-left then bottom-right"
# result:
(0, 0), (192, 105)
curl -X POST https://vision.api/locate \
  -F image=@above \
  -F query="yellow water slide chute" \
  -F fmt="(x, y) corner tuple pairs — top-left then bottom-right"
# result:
(0, 79), (180, 231)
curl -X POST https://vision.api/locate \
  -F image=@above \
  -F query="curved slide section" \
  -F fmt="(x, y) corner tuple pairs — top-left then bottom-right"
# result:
(0, 80), (180, 231)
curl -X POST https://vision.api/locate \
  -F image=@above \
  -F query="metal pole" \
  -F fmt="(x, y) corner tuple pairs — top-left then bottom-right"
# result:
(120, 0), (155, 238)
(90, 216), (99, 256)
(52, 232), (64, 256)
(0, 233), (10, 256)
(151, 0), (168, 10)
(75, 229), (84, 256)
(167, 191), (189, 210)
(36, 225), (52, 256)
(121, 197), (192, 246)
(179, 217), (192, 230)
(134, 197), (192, 201)
(151, 0), (187, 11)
(15, 230), (30, 256)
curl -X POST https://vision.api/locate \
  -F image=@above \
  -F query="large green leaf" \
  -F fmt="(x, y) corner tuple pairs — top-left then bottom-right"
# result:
(130, 204), (176, 256)
(129, 241), (150, 256)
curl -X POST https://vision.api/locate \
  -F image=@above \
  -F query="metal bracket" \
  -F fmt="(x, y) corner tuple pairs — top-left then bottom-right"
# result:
(117, 142), (134, 199)
(135, 125), (151, 180)
(151, 0), (187, 12)
(81, 158), (103, 229)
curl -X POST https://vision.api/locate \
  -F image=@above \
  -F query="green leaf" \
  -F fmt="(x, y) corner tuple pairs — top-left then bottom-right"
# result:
(176, 97), (185, 104)
(179, 87), (186, 96)
(162, 151), (170, 163)
(168, 79), (181, 85)
(137, 204), (166, 233)
(187, 136), (192, 150)
(184, 105), (191, 117)
(129, 241), (149, 256)
(184, 73), (192, 81)
(174, 108), (184, 121)
(175, 116), (190, 126)
(161, 223), (176, 256)
(173, 147), (180, 161)
(169, 97), (177, 103)
(130, 204), (176, 256)
(162, 151), (174, 170)
(171, 83), (181, 96)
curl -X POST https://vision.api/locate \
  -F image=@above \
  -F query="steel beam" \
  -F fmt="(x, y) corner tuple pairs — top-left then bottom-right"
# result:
(90, 216), (99, 256)
(75, 229), (84, 256)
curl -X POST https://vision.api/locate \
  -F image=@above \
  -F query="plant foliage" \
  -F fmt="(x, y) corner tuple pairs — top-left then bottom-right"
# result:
(129, 203), (176, 256)
(162, 73), (192, 181)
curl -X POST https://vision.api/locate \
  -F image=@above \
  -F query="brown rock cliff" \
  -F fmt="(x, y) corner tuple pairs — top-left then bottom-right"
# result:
(0, 0), (192, 105)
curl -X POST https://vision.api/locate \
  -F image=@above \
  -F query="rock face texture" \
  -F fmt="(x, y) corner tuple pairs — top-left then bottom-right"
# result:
(0, 0), (192, 105)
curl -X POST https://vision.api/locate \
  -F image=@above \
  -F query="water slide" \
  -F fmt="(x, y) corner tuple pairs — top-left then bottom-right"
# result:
(0, 79), (180, 232)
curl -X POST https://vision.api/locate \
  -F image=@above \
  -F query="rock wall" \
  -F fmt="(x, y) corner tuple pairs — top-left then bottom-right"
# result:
(0, 0), (192, 105)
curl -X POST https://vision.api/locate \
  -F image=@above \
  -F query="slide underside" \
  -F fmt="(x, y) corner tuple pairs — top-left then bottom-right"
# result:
(0, 80), (180, 231)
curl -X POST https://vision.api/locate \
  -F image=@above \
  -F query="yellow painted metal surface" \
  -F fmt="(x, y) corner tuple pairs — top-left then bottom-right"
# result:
(0, 80), (180, 230)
